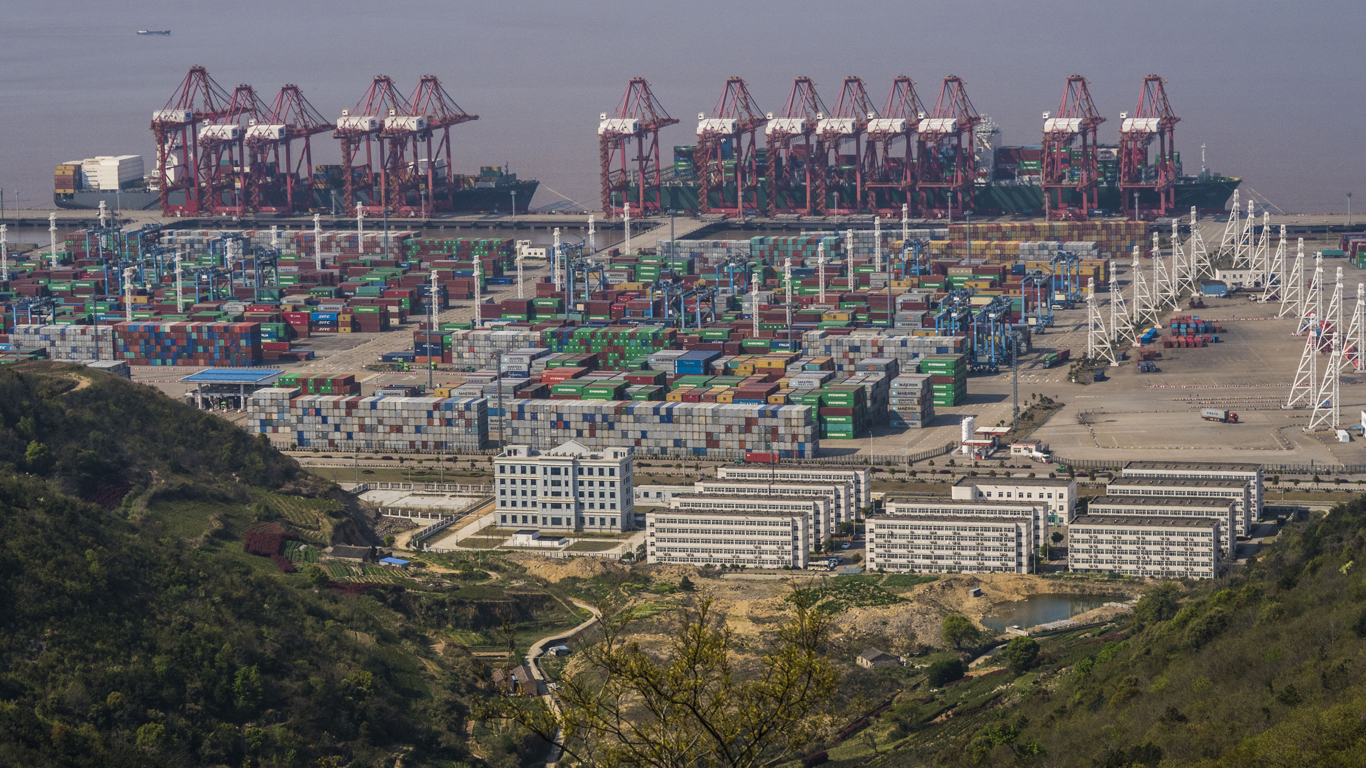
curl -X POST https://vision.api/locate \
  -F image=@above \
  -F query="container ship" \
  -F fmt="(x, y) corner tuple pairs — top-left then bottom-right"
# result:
(644, 143), (1238, 216)
(56, 156), (537, 215)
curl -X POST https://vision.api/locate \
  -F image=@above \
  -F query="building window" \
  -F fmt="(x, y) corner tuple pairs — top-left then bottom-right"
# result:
(551, 517), (563, 526)
(500, 515), (507, 523)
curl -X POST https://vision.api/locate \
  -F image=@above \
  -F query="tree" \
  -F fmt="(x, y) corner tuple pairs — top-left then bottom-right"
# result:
(927, 658), (965, 687)
(1050, 531), (1064, 545)
(942, 615), (982, 649)
(485, 592), (839, 767)
(24, 440), (50, 473)
(1135, 581), (1181, 625)
(1039, 542), (1053, 561)
(384, 534), (396, 547)
(838, 522), (856, 536)
(306, 564), (329, 589)
(1002, 636), (1039, 674)
(679, 575), (695, 592)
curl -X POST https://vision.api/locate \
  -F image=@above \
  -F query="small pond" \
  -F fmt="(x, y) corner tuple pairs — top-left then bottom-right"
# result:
(980, 593), (1124, 633)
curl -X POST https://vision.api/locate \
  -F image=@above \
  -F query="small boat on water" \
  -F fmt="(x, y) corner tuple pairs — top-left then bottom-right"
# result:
(137, 30), (170, 36)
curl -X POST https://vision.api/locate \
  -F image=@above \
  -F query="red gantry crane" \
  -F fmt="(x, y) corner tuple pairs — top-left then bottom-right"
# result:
(866, 76), (926, 216)
(598, 78), (678, 217)
(916, 76), (982, 217)
(695, 77), (767, 218)
(199, 84), (267, 216)
(334, 76), (409, 215)
(151, 66), (233, 216)
(1041, 75), (1106, 221)
(244, 84), (335, 214)
(1118, 75), (1180, 219)
(371, 75), (481, 217)
(818, 77), (878, 215)
(763, 77), (827, 216)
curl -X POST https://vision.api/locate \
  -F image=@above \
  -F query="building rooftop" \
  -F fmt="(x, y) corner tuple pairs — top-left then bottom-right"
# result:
(954, 476), (1076, 488)
(870, 513), (1033, 526)
(180, 368), (283, 384)
(1088, 495), (1235, 510)
(886, 497), (1040, 510)
(379, 557), (410, 566)
(1071, 515), (1220, 529)
(1106, 477), (1248, 490)
(650, 505), (812, 519)
(1124, 461), (1261, 473)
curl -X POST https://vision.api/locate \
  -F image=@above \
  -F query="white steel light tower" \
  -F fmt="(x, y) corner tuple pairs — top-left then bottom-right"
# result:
(356, 207), (365, 253)
(516, 243), (525, 299)
(817, 244), (827, 304)
(473, 260), (483, 326)
(122, 267), (137, 322)
(1186, 206), (1211, 284)
(845, 229), (854, 263)
(1297, 253), (1323, 336)
(1262, 225), (1287, 303)
(1168, 218), (1187, 297)
(49, 213), (58, 269)
(1150, 232), (1174, 312)
(784, 257), (793, 331)
(1280, 238), (1306, 319)
(1086, 277), (1115, 365)
(1252, 213), (1270, 286)
(1213, 190), (1240, 264)
(587, 214), (596, 255)
(623, 202), (631, 255)
(1287, 259), (1324, 408)
(1, 224), (8, 283)
(1130, 245), (1153, 327)
(174, 249), (185, 312)
(1108, 259), (1133, 345)
(1347, 283), (1366, 372)
(552, 228), (563, 291)
(873, 215), (882, 274)
(1308, 267), (1346, 431)
(750, 268), (759, 337)
(313, 213), (323, 270)
(901, 203), (909, 252)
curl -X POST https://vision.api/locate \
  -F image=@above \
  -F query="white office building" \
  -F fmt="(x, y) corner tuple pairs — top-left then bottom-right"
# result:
(951, 476), (1078, 525)
(1122, 461), (1263, 521)
(1086, 495), (1234, 556)
(714, 466), (871, 520)
(693, 479), (852, 541)
(867, 514), (1034, 574)
(1104, 477), (1252, 538)
(886, 497), (1049, 550)
(1068, 515), (1222, 580)
(494, 440), (634, 533)
(646, 507), (812, 569)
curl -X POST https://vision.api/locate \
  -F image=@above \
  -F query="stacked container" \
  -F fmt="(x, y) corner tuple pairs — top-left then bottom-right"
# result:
(503, 399), (816, 458)
(114, 321), (262, 366)
(888, 373), (935, 428)
(248, 390), (487, 452)
(10, 324), (114, 360)
(918, 355), (968, 407)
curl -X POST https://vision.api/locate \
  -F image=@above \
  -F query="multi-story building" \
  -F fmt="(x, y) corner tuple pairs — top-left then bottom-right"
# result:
(1068, 515), (1222, 579)
(867, 514), (1034, 574)
(1086, 496), (1234, 556)
(494, 440), (634, 533)
(1121, 461), (1263, 521)
(665, 494), (831, 556)
(646, 507), (812, 569)
(951, 476), (1078, 525)
(886, 497), (1049, 550)
(633, 485), (696, 506)
(714, 466), (871, 520)
(1104, 477), (1252, 538)
(693, 479), (853, 539)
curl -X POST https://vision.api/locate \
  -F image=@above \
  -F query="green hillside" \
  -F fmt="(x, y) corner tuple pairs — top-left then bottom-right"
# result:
(806, 500), (1366, 768)
(0, 363), (563, 767)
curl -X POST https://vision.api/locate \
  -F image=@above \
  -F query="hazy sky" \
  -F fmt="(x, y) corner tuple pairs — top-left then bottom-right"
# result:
(1, 0), (1360, 213)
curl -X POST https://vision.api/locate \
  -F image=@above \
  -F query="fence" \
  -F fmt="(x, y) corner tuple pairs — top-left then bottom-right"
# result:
(364, 482), (492, 493)
(412, 515), (461, 547)
(1053, 457), (1366, 475)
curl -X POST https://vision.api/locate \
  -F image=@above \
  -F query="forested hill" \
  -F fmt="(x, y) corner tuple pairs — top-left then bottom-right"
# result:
(868, 496), (1366, 768)
(0, 363), (491, 767)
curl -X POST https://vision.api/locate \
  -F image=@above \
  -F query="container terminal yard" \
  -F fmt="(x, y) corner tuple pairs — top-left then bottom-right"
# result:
(4, 68), (1366, 479)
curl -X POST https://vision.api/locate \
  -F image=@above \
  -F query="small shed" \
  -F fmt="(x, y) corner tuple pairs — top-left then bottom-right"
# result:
(1200, 280), (1228, 297)
(379, 557), (411, 569)
(857, 649), (905, 669)
(330, 545), (373, 563)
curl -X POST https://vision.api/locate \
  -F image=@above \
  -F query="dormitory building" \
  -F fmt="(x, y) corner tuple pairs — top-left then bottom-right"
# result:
(494, 441), (634, 533)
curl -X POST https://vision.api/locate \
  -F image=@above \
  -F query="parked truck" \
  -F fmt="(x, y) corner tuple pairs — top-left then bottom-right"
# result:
(1201, 408), (1239, 423)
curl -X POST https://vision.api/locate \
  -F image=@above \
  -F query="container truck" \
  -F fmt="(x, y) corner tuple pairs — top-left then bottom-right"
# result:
(1201, 408), (1238, 423)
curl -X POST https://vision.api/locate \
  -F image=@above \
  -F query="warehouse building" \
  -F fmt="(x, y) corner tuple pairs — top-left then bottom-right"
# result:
(886, 497), (1049, 549)
(715, 466), (871, 517)
(1086, 495), (1235, 556)
(866, 514), (1034, 574)
(1104, 477), (1252, 538)
(1121, 461), (1263, 521)
(951, 476), (1078, 525)
(646, 506), (813, 569)
(694, 479), (854, 535)
(495, 441), (635, 533)
(1068, 515), (1222, 580)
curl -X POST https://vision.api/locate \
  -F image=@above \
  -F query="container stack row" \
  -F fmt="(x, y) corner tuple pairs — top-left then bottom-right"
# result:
(114, 321), (262, 367)
(8, 324), (114, 361)
(248, 390), (488, 452)
(888, 374), (935, 428)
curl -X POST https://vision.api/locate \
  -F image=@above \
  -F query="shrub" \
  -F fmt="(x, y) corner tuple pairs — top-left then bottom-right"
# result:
(927, 658), (966, 687)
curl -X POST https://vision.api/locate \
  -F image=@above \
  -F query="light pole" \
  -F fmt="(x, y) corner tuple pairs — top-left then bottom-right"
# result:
(511, 190), (517, 217)
(1349, 193), (1354, 226)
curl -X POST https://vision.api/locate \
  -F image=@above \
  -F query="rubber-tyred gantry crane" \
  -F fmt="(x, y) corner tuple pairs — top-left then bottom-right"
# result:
(763, 77), (827, 216)
(598, 78), (678, 217)
(818, 77), (878, 215)
(199, 84), (267, 216)
(866, 76), (926, 216)
(694, 77), (767, 218)
(1041, 75), (1106, 221)
(244, 84), (335, 214)
(334, 76), (409, 215)
(917, 76), (981, 217)
(1118, 75), (1180, 220)
(151, 66), (232, 216)
(382, 76), (479, 217)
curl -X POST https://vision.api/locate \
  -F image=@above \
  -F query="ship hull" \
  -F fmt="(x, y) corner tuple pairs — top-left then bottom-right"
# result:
(55, 180), (540, 215)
